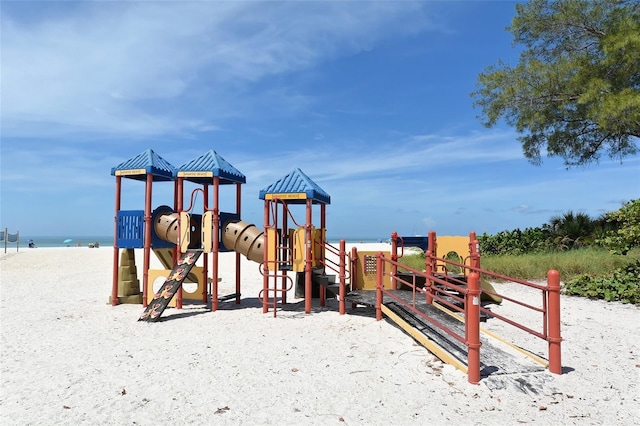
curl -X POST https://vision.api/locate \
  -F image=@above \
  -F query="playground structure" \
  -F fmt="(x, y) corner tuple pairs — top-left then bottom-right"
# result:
(110, 148), (562, 383)
(110, 149), (333, 319)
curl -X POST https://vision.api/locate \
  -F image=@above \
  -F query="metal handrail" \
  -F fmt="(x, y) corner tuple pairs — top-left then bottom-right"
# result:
(374, 233), (562, 383)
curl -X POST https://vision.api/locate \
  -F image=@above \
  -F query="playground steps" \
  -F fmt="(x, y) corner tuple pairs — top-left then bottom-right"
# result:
(313, 271), (342, 298)
(294, 270), (340, 298)
(111, 248), (143, 305)
(345, 289), (546, 377)
(139, 249), (203, 322)
(217, 293), (240, 302)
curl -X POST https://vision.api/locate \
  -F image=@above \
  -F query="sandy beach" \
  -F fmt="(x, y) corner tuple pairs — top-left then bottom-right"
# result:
(1, 246), (638, 425)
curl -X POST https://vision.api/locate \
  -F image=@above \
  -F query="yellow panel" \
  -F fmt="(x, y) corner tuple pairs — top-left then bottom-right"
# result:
(179, 212), (190, 253)
(288, 228), (296, 269)
(147, 267), (205, 306)
(147, 269), (176, 307)
(436, 236), (468, 259)
(201, 211), (213, 253)
(266, 228), (278, 270)
(115, 169), (146, 176)
(178, 171), (213, 178)
(292, 227), (306, 272)
(355, 251), (392, 290)
(435, 236), (469, 271)
(182, 266), (205, 301)
(264, 193), (306, 200)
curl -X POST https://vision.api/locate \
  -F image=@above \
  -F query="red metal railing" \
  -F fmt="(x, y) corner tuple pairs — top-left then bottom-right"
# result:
(373, 231), (562, 384)
(313, 239), (350, 314)
(261, 198), (306, 316)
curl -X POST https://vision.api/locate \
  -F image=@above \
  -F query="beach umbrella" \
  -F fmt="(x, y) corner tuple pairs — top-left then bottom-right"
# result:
(63, 238), (73, 244)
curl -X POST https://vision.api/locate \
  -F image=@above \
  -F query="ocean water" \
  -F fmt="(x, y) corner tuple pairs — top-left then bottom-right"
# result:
(17, 236), (114, 248)
(15, 235), (386, 249)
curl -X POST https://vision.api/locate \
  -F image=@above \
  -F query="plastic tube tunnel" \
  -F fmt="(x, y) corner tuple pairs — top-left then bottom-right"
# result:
(221, 220), (264, 263)
(153, 210), (202, 248)
(153, 209), (264, 263)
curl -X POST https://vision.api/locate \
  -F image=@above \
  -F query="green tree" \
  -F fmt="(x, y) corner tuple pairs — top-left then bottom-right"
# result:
(472, 0), (640, 166)
(597, 199), (640, 254)
(547, 210), (595, 248)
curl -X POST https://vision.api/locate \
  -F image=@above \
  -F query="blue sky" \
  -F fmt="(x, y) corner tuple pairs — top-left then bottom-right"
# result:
(1, 1), (638, 240)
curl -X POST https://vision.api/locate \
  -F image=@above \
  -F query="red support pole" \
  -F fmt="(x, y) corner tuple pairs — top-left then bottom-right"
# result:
(304, 199), (312, 314)
(319, 230), (325, 307)
(263, 200), (270, 314)
(429, 230), (437, 264)
(319, 204), (327, 306)
(281, 205), (288, 305)
(547, 269), (562, 374)
(391, 231), (399, 289)
(202, 183), (209, 303)
(339, 239), (346, 315)
(425, 230), (437, 304)
(425, 249), (433, 305)
(175, 178), (183, 308)
(466, 271), (481, 384)
(235, 182), (242, 304)
(111, 176), (122, 306)
(212, 177), (220, 312)
(469, 231), (480, 271)
(142, 174), (153, 308)
(351, 246), (358, 310)
(175, 178), (183, 261)
(375, 252), (383, 321)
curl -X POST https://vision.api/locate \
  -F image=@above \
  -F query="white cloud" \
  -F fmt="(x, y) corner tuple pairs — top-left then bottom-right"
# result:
(1, 1), (433, 139)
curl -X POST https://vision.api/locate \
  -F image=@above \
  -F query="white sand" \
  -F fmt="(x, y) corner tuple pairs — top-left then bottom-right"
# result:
(1, 246), (638, 425)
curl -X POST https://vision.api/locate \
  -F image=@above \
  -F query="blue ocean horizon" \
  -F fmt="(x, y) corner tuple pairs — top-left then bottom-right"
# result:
(18, 236), (114, 248)
(19, 235), (387, 248)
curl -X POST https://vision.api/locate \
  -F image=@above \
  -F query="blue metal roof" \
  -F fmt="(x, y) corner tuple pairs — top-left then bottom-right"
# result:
(259, 168), (330, 204)
(177, 150), (246, 185)
(110, 149), (176, 182)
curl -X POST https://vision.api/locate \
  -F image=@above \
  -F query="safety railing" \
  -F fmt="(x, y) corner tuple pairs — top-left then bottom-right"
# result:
(261, 197), (308, 316)
(258, 264), (295, 318)
(375, 253), (482, 381)
(313, 239), (351, 314)
(373, 230), (562, 384)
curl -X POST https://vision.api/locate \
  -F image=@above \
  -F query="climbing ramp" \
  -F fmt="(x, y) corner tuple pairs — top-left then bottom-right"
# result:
(139, 249), (203, 322)
(342, 289), (547, 377)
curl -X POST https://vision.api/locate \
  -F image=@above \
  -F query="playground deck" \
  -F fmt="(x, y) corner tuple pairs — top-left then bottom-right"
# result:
(342, 289), (546, 378)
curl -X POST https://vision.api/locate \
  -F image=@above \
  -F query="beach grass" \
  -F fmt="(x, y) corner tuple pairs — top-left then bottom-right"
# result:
(398, 247), (640, 281)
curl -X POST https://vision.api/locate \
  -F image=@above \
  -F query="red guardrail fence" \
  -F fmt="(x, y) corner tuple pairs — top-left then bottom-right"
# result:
(372, 230), (561, 384)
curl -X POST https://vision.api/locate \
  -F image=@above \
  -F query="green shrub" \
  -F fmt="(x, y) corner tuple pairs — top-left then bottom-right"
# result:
(562, 260), (640, 304)
(596, 199), (640, 255)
